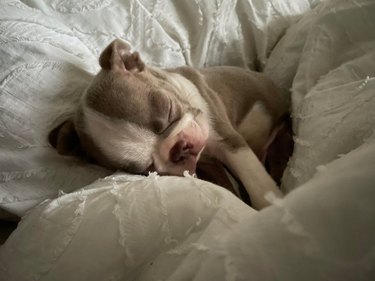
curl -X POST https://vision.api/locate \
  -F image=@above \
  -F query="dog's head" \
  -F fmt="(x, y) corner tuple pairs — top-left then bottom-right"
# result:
(49, 39), (210, 176)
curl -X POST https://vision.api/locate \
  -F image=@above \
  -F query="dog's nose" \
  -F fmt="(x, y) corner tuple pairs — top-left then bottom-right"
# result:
(170, 140), (193, 163)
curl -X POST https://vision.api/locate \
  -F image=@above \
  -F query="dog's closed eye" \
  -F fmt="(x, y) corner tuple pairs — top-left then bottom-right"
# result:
(168, 99), (174, 122)
(160, 119), (178, 136)
(153, 99), (180, 135)
(161, 100), (178, 132)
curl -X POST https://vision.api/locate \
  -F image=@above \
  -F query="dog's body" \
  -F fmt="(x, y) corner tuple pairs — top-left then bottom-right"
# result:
(50, 39), (291, 209)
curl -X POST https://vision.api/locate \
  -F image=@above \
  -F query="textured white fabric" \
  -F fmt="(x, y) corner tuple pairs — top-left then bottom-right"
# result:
(1, 147), (375, 281)
(0, 0), (317, 216)
(0, 175), (254, 281)
(1, 0), (375, 280)
(265, 0), (375, 191)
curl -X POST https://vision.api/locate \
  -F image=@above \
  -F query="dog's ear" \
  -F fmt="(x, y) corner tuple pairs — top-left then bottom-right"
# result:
(48, 121), (83, 157)
(99, 39), (145, 72)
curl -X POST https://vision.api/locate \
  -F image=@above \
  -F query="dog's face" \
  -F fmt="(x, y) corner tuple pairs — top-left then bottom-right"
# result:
(49, 39), (210, 176)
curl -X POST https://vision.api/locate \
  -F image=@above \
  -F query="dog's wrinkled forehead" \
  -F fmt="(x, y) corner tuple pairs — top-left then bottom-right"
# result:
(83, 39), (185, 134)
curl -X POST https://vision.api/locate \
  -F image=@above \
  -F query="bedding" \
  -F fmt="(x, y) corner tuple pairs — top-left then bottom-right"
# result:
(1, 0), (375, 280)
(0, 0), (317, 217)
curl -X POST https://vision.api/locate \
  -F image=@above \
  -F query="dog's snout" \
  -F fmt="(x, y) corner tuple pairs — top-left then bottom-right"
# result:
(170, 140), (193, 163)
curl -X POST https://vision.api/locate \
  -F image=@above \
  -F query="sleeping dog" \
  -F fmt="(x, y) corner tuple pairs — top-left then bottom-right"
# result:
(49, 39), (291, 210)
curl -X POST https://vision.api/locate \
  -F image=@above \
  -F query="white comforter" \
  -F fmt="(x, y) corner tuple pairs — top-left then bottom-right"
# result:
(1, 0), (375, 280)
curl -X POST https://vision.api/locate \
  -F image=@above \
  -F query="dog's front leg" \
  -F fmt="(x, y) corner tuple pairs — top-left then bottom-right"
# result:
(209, 132), (283, 210)
(222, 146), (283, 209)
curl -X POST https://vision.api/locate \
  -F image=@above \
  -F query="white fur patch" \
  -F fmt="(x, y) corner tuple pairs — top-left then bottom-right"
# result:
(82, 106), (157, 166)
(237, 101), (273, 151)
(252, 101), (267, 112)
(167, 73), (210, 117)
(169, 112), (194, 137)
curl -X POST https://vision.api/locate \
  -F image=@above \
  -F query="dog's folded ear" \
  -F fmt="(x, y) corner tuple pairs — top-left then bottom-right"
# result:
(48, 121), (83, 157)
(99, 39), (145, 72)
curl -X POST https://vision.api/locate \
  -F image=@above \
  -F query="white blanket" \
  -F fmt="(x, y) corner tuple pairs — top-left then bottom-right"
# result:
(1, 0), (375, 280)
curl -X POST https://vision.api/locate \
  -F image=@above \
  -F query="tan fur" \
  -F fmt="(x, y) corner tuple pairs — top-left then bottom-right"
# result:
(49, 39), (290, 209)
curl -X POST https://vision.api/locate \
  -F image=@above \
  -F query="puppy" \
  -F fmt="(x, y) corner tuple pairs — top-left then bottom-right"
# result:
(49, 39), (289, 210)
